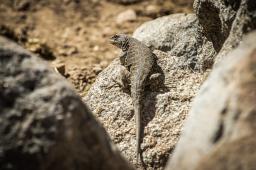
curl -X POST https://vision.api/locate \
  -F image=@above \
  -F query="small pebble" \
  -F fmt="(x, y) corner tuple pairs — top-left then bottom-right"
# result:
(54, 64), (66, 76)
(116, 9), (137, 25)
(145, 5), (159, 17)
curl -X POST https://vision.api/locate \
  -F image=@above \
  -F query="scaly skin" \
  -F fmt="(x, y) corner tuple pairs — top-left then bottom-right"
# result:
(110, 34), (155, 164)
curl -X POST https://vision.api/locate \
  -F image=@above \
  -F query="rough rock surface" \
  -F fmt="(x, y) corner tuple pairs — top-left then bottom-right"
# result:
(0, 36), (133, 170)
(133, 13), (216, 70)
(84, 0), (256, 169)
(166, 31), (256, 170)
(196, 135), (256, 170)
(84, 49), (208, 169)
(193, 0), (256, 64)
(214, 0), (256, 64)
(193, 0), (240, 51)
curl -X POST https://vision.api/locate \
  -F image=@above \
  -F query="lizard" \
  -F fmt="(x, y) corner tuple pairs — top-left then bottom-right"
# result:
(110, 34), (156, 164)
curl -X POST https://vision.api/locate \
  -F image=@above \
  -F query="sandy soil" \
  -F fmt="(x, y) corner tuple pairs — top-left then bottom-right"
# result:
(0, 0), (193, 97)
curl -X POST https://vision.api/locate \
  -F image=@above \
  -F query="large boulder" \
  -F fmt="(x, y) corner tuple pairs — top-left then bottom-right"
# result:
(84, 10), (222, 170)
(193, 0), (240, 51)
(194, 0), (256, 63)
(166, 31), (256, 170)
(215, 0), (256, 63)
(133, 13), (216, 71)
(0, 36), (133, 170)
(84, 48), (208, 170)
(196, 135), (256, 170)
(85, 0), (256, 169)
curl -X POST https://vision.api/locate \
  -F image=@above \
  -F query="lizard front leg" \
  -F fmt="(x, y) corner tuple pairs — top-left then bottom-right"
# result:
(108, 66), (131, 94)
(115, 67), (131, 90)
(120, 51), (127, 66)
(120, 51), (132, 71)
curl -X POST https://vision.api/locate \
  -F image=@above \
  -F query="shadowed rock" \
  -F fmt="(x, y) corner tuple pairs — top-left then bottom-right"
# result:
(166, 31), (256, 170)
(0, 36), (134, 170)
(194, 0), (240, 51)
(194, 0), (256, 64)
(196, 135), (256, 170)
(215, 0), (256, 64)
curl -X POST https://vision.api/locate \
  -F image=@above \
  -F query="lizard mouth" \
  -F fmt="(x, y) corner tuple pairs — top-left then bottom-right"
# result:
(109, 39), (115, 44)
(109, 39), (118, 46)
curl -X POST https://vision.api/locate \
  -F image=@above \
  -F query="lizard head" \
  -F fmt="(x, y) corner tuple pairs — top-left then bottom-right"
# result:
(110, 34), (129, 51)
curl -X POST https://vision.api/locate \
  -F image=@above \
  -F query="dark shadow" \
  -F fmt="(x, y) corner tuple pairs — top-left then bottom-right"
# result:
(0, 25), (19, 42)
(198, 2), (224, 52)
(117, 53), (168, 169)
(139, 54), (169, 169)
(0, 25), (56, 61)
(34, 43), (56, 61)
(139, 152), (147, 170)
(147, 53), (169, 93)
(144, 54), (168, 126)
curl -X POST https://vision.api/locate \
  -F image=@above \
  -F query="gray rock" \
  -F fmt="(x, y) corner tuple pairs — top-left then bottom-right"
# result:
(214, 0), (256, 64)
(166, 31), (256, 170)
(194, 0), (256, 64)
(133, 13), (216, 71)
(116, 9), (137, 25)
(84, 49), (208, 169)
(193, 0), (239, 51)
(84, 1), (256, 169)
(195, 135), (256, 170)
(0, 36), (133, 170)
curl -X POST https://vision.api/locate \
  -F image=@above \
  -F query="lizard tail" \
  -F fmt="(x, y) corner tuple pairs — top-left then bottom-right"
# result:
(134, 98), (142, 164)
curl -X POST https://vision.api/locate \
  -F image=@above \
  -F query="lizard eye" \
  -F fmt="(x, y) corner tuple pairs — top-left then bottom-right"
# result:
(111, 34), (119, 40)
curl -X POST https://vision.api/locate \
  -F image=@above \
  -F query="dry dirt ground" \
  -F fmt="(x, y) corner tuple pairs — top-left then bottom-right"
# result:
(0, 0), (193, 97)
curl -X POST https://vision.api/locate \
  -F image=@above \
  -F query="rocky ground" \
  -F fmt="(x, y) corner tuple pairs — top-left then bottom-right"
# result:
(1, 0), (256, 170)
(0, 0), (193, 96)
